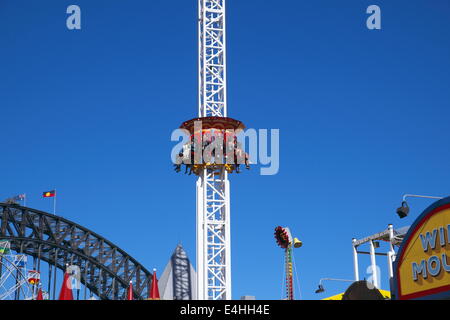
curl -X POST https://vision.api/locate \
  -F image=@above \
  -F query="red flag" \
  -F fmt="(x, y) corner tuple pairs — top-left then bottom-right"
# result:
(127, 281), (133, 300)
(43, 190), (56, 198)
(58, 271), (74, 300)
(149, 269), (160, 300)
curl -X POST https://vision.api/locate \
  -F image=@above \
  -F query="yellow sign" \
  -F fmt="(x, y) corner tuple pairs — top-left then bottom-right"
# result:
(394, 200), (450, 300)
(322, 293), (344, 300)
(322, 290), (390, 300)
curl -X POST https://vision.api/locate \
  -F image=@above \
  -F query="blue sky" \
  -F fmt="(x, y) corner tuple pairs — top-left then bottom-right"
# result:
(1, 0), (450, 299)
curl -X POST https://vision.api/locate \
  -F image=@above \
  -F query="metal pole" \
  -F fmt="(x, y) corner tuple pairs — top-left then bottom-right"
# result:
(84, 262), (88, 300)
(319, 278), (354, 285)
(16, 253), (24, 300)
(402, 194), (443, 202)
(53, 249), (58, 300)
(286, 247), (294, 300)
(387, 224), (395, 279)
(196, 177), (204, 300)
(15, 268), (19, 300)
(48, 262), (52, 298)
(224, 177), (232, 297)
(32, 256), (37, 297)
(37, 245), (41, 272)
(352, 238), (359, 281)
(53, 189), (57, 215)
(0, 254), (3, 280)
(111, 278), (115, 300)
(369, 240), (378, 288)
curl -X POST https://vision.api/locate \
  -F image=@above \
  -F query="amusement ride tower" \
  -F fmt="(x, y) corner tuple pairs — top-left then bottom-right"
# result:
(175, 0), (249, 300)
(274, 226), (302, 300)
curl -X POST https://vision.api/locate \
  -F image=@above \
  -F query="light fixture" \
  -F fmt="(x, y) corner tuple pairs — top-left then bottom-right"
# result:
(315, 278), (353, 294)
(396, 194), (443, 219)
(396, 201), (410, 219)
(315, 284), (324, 294)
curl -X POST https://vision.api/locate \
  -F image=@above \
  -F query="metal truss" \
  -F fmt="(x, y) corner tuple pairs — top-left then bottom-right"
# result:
(0, 203), (152, 300)
(159, 244), (196, 300)
(198, 0), (227, 118)
(197, 169), (231, 300)
(197, 0), (231, 300)
(172, 244), (193, 300)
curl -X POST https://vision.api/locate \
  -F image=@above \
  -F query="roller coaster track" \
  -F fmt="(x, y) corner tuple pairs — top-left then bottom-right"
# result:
(0, 202), (152, 300)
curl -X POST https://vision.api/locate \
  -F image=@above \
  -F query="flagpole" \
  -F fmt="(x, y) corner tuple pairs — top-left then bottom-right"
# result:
(23, 194), (26, 207)
(53, 189), (56, 215)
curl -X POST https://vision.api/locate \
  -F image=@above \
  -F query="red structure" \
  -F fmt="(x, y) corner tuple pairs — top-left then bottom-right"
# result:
(127, 281), (134, 300)
(149, 269), (160, 300)
(36, 287), (44, 300)
(58, 271), (73, 300)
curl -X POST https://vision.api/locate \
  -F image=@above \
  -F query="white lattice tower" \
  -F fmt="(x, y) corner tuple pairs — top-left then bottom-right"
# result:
(196, 0), (231, 300)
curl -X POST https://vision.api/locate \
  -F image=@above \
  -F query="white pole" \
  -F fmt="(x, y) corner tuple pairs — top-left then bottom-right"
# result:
(387, 224), (395, 279)
(53, 189), (57, 215)
(224, 177), (232, 299)
(352, 238), (359, 281)
(369, 240), (378, 288)
(402, 194), (443, 202)
(196, 177), (204, 300)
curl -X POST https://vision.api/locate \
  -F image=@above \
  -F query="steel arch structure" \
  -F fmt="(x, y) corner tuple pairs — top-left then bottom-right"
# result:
(0, 202), (152, 300)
